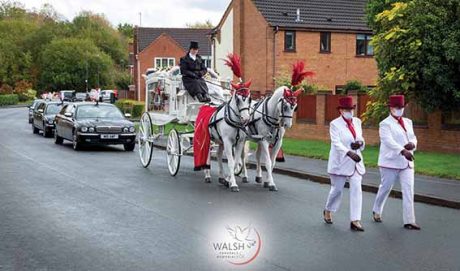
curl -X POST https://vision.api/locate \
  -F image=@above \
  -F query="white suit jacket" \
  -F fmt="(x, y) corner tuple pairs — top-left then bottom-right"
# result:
(327, 116), (366, 176)
(378, 115), (417, 169)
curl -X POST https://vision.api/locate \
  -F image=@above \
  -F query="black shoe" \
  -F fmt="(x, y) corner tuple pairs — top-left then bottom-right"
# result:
(350, 221), (365, 232)
(404, 223), (421, 230)
(323, 210), (333, 224)
(372, 212), (382, 223)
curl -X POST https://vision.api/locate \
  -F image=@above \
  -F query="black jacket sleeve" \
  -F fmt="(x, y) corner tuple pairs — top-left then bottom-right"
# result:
(180, 57), (198, 79)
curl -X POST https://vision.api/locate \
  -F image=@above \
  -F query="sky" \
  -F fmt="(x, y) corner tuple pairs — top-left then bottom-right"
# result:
(20, 0), (231, 27)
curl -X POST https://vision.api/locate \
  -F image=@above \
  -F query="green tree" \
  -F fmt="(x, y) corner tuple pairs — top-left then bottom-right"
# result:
(40, 38), (114, 91)
(186, 19), (214, 28)
(117, 22), (133, 40)
(364, 0), (460, 122)
(72, 11), (128, 66)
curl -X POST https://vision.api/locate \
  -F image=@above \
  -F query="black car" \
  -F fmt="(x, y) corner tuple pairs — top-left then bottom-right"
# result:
(28, 99), (43, 123)
(32, 100), (66, 137)
(54, 102), (136, 151)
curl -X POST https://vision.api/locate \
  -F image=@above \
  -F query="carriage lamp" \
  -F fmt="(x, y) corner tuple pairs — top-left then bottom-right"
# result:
(88, 127), (95, 133)
(129, 126), (135, 133)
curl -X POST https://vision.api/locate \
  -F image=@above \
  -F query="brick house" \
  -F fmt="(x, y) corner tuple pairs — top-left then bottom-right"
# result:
(211, 0), (377, 94)
(133, 27), (212, 101)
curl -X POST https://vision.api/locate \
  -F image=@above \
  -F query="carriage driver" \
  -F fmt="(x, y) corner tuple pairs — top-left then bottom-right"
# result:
(180, 41), (211, 103)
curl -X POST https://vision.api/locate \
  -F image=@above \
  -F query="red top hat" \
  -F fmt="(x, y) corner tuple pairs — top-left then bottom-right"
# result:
(388, 95), (405, 107)
(337, 96), (356, 109)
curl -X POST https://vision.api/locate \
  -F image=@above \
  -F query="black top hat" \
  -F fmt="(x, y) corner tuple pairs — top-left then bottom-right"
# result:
(189, 41), (199, 49)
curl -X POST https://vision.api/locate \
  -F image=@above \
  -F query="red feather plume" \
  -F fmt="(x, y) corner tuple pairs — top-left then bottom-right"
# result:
(224, 53), (242, 79)
(291, 61), (314, 87)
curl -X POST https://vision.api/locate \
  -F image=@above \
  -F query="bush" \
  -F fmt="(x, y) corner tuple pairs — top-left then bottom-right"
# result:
(0, 94), (19, 106)
(17, 89), (37, 102)
(339, 80), (368, 94)
(115, 99), (144, 119)
(0, 84), (14, 95)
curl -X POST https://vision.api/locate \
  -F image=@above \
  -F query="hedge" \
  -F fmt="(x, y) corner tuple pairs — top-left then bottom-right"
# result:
(0, 94), (19, 106)
(114, 99), (144, 119)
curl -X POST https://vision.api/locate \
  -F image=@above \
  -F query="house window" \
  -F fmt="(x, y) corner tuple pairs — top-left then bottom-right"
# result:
(154, 57), (175, 69)
(284, 31), (296, 51)
(320, 32), (331, 53)
(201, 56), (212, 68)
(356, 34), (373, 56)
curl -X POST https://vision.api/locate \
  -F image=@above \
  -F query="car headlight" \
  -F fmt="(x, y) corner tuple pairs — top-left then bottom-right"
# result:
(48, 119), (54, 124)
(129, 126), (135, 133)
(123, 127), (129, 133)
(81, 127), (88, 132)
(88, 127), (95, 133)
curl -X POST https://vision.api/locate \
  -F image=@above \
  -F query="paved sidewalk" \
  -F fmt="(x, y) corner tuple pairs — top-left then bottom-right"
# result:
(247, 153), (460, 208)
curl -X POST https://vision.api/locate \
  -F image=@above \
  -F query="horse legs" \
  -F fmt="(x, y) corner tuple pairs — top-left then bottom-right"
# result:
(223, 139), (239, 192)
(234, 139), (248, 183)
(204, 148), (211, 183)
(260, 140), (277, 191)
(217, 144), (227, 186)
(240, 141), (249, 183)
(255, 142), (263, 184)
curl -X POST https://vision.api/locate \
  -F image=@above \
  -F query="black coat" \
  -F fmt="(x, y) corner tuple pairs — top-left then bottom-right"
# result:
(180, 53), (208, 97)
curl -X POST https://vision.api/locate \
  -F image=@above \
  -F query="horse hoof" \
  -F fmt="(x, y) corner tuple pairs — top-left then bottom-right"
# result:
(204, 177), (211, 183)
(268, 185), (278, 191)
(230, 186), (239, 192)
(218, 178), (226, 185)
(242, 177), (248, 183)
(255, 176), (262, 183)
(263, 182), (269, 188)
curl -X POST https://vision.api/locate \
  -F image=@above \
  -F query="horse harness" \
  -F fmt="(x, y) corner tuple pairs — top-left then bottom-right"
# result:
(208, 96), (250, 148)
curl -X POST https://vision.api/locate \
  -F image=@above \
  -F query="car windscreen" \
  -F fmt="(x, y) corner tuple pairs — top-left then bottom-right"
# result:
(46, 104), (63, 114)
(62, 92), (73, 97)
(76, 105), (124, 119)
(75, 93), (86, 98)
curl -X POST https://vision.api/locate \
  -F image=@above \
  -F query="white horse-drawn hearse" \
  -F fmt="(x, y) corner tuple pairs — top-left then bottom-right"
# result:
(137, 54), (313, 192)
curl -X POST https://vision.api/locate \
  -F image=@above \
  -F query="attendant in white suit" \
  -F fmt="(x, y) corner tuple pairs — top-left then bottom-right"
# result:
(323, 96), (366, 232)
(372, 95), (420, 230)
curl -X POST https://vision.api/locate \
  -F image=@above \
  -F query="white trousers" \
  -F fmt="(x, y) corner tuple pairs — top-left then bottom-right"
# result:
(325, 171), (362, 221)
(372, 167), (416, 224)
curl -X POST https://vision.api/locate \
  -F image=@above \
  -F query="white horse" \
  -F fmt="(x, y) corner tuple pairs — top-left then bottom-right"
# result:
(204, 84), (251, 192)
(242, 86), (301, 191)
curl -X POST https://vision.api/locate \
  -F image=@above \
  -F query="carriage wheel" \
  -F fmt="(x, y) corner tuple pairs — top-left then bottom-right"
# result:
(166, 128), (181, 176)
(138, 112), (154, 168)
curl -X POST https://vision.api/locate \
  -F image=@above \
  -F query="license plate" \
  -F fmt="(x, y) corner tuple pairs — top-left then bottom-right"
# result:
(101, 134), (119, 139)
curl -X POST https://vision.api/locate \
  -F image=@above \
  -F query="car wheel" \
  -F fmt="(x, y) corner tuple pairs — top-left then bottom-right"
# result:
(124, 142), (135, 151)
(32, 124), (39, 134)
(72, 132), (81, 151)
(42, 122), (51, 138)
(54, 128), (63, 145)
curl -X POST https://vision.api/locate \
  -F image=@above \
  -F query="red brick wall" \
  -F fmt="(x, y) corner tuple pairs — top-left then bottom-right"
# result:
(230, 0), (378, 95)
(275, 31), (378, 92)
(135, 34), (186, 101)
(287, 93), (460, 154)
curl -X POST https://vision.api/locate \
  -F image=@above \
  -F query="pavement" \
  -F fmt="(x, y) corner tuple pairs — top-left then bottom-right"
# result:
(1, 107), (460, 271)
(248, 154), (460, 209)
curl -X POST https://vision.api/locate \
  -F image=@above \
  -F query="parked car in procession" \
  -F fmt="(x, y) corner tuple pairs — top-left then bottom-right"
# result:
(28, 99), (43, 123)
(54, 102), (136, 151)
(74, 92), (89, 102)
(32, 100), (66, 137)
(59, 90), (75, 101)
(99, 90), (118, 103)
